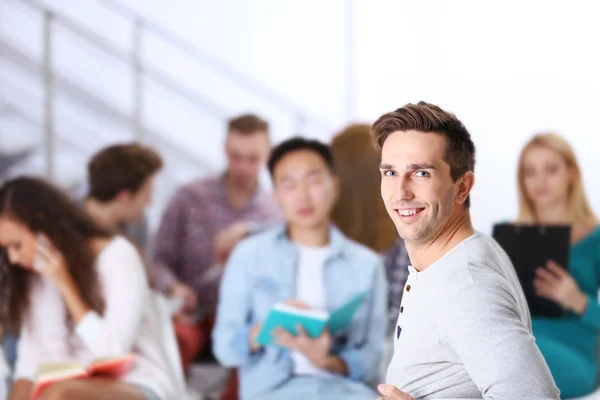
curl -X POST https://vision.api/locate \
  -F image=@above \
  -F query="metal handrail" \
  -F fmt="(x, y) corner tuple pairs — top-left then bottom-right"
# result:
(0, 102), (92, 155)
(100, 0), (331, 129)
(0, 40), (213, 170)
(2, 0), (334, 181)
(17, 0), (330, 131)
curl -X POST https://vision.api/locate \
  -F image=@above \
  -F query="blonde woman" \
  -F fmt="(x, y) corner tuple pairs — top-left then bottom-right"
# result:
(517, 133), (600, 398)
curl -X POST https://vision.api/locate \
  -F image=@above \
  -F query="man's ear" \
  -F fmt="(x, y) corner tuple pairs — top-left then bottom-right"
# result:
(455, 171), (475, 205)
(115, 190), (133, 204)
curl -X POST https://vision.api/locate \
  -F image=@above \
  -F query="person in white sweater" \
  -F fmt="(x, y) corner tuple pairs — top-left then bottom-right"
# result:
(0, 177), (178, 400)
(371, 102), (560, 400)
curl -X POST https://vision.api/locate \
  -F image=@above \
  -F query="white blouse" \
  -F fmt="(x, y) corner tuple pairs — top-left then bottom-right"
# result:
(14, 236), (178, 399)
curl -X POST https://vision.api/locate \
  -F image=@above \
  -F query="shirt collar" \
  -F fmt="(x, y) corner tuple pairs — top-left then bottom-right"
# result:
(218, 171), (264, 210)
(273, 223), (347, 260)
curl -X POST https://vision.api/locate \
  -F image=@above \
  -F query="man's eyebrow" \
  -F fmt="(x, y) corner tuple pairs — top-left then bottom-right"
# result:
(379, 163), (437, 170)
(406, 163), (436, 170)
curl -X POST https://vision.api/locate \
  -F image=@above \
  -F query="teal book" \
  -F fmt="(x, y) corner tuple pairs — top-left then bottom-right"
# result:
(256, 292), (368, 347)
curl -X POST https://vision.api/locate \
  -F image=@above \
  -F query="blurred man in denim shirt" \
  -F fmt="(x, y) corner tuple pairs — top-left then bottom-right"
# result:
(212, 137), (387, 400)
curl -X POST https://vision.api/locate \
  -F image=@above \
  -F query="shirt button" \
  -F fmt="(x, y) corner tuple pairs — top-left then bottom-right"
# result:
(400, 306), (404, 313)
(406, 285), (411, 292)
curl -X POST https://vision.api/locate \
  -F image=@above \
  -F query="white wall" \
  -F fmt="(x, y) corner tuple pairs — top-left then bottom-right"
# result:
(3, 0), (600, 234)
(0, 0), (351, 228)
(354, 0), (600, 234)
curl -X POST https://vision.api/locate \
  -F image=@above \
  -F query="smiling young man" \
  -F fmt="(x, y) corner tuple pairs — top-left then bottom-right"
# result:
(372, 102), (560, 400)
(212, 137), (386, 400)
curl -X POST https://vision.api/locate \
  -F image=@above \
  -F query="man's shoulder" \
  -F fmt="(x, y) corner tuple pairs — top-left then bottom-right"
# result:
(173, 175), (222, 201)
(232, 225), (283, 254)
(433, 233), (520, 295)
(341, 236), (382, 267)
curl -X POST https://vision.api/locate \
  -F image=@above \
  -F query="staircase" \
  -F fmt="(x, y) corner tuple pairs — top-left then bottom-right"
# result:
(0, 0), (333, 229)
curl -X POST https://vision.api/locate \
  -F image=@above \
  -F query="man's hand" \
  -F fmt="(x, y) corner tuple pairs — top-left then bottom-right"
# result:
(274, 325), (332, 369)
(283, 299), (310, 309)
(214, 222), (250, 264)
(170, 283), (197, 313)
(248, 323), (263, 353)
(173, 310), (196, 325)
(377, 384), (414, 400)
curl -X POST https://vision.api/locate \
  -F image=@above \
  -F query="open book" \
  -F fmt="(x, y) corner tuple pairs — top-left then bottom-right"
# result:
(31, 354), (135, 400)
(256, 292), (368, 346)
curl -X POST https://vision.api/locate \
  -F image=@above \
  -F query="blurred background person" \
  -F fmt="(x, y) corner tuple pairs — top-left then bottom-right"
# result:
(212, 137), (386, 400)
(329, 123), (410, 377)
(152, 114), (282, 377)
(515, 133), (600, 399)
(83, 143), (163, 258)
(330, 123), (398, 253)
(0, 143), (164, 393)
(0, 177), (179, 400)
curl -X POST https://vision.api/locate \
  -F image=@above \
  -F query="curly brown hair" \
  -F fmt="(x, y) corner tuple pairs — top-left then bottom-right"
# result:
(0, 177), (110, 332)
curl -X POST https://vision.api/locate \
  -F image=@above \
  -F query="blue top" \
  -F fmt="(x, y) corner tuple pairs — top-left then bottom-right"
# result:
(211, 224), (387, 400)
(532, 226), (600, 397)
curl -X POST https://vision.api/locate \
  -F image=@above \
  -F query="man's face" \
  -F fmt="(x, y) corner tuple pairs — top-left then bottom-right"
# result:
(380, 130), (461, 244)
(225, 131), (270, 189)
(119, 176), (155, 223)
(273, 149), (338, 230)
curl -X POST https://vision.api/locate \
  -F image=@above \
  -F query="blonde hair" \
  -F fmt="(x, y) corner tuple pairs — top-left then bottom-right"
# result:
(330, 123), (397, 253)
(517, 132), (597, 224)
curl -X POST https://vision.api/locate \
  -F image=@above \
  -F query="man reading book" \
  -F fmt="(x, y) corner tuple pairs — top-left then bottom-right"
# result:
(212, 137), (387, 400)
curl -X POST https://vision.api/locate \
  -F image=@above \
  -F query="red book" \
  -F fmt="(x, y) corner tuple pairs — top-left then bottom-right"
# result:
(31, 355), (135, 399)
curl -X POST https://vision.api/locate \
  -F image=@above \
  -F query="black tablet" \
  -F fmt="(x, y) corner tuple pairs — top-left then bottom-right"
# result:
(492, 223), (571, 318)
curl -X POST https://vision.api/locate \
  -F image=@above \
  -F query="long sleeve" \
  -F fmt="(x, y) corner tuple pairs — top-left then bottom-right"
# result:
(151, 188), (189, 293)
(441, 282), (560, 400)
(579, 244), (600, 330)
(75, 239), (148, 357)
(339, 258), (387, 383)
(212, 239), (261, 367)
(13, 278), (66, 381)
(579, 295), (600, 330)
(13, 320), (40, 381)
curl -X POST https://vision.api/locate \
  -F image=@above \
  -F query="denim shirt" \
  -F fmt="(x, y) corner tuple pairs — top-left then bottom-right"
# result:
(212, 225), (387, 400)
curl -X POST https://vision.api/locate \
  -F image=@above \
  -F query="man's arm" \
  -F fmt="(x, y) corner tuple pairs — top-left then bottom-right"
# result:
(442, 281), (560, 399)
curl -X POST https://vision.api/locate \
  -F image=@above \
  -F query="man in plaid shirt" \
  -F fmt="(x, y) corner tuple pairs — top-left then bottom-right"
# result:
(152, 114), (282, 374)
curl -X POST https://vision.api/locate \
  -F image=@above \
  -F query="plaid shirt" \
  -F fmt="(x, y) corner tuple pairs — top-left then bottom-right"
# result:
(152, 174), (282, 314)
(383, 238), (411, 336)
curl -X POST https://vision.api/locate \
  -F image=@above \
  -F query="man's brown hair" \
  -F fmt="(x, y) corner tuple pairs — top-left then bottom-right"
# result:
(371, 101), (476, 207)
(87, 143), (163, 202)
(227, 113), (269, 135)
